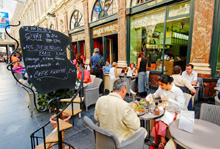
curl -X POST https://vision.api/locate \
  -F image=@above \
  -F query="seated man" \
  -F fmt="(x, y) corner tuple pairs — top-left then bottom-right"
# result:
(76, 63), (91, 83)
(103, 60), (112, 73)
(182, 64), (198, 85)
(95, 78), (147, 142)
(172, 65), (196, 95)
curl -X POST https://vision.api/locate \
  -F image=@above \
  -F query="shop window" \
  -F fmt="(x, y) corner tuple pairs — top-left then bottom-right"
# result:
(70, 10), (84, 29)
(92, 0), (117, 22)
(216, 38), (220, 75)
(162, 17), (190, 75)
(130, 1), (191, 75)
(130, 7), (166, 69)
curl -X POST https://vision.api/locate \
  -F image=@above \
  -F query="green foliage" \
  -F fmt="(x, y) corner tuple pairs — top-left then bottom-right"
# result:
(37, 88), (75, 111)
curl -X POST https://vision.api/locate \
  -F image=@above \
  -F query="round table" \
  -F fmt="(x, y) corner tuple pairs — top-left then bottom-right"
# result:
(170, 119), (220, 149)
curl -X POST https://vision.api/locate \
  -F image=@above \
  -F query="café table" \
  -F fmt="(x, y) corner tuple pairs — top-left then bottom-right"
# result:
(169, 119), (220, 149)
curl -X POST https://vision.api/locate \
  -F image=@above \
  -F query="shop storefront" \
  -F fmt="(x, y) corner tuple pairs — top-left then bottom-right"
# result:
(71, 31), (86, 57)
(89, 0), (118, 64)
(128, 0), (191, 75)
(92, 21), (118, 64)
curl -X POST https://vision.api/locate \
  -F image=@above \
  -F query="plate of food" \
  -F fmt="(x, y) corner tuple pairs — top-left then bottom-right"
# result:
(130, 101), (147, 116)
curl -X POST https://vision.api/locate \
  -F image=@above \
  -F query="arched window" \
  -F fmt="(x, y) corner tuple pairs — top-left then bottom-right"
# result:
(131, 0), (148, 7)
(92, 0), (117, 22)
(70, 9), (84, 29)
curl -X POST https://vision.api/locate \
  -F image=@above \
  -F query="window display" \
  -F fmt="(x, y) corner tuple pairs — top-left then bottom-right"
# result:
(130, 1), (191, 74)
(92, 0), (117, 21)
(130, 7), (166, 69)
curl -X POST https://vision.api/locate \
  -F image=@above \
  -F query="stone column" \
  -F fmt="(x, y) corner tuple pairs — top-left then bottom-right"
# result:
(83, 0), (91, 65)
(190, 0), (215, 78)
(117, 0), (127, 67)
(64, 11), (71, 60)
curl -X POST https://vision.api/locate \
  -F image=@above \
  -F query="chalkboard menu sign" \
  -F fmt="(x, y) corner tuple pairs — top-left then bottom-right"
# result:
(19, 26), (77, 94)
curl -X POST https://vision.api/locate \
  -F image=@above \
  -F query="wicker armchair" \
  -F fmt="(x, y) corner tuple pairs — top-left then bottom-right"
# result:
(83, 116), (146, 149)
(84, 78), (102, 111)
(200, 103), (220, 126)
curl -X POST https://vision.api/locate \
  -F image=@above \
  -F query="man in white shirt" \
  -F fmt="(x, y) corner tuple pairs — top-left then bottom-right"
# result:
(182, 64), (198, 85)
(95, 78), (147, 142)
(172, 65), (196, 95)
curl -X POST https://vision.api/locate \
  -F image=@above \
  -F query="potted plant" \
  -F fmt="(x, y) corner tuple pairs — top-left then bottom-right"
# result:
(49, 112), (71, 128)
(37, 88), (75, 112)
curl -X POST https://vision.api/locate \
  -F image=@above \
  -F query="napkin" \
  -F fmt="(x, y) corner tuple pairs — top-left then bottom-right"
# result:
(178, 110), (195, 133)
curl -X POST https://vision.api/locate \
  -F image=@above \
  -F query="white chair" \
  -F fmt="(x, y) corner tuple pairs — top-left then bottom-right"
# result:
(130, 89), (136, 102)
(183, 93), (194, 110)
(200, 103), (220, 126)
(124, 78), (131, 97)
(214, 95), (220, 106)
(165, 138), (176, 149)
(83, 78), (102, 111)
(90, 74), (96, 83)
(104, 68), (123, 92)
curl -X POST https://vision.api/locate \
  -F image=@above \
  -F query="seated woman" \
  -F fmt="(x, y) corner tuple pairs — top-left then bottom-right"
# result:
(103, 60), (112, 73)
(76, 63), (91, 83)
(125, 62), (137, 77)
(13, 62), (27, 79)
(73, 54), (83, 65)
(148, 74), (186, 149)
(109, 62), (121, 79)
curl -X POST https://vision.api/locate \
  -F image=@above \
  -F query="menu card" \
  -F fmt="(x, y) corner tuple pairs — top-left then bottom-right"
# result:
(178, 110), (195, 133)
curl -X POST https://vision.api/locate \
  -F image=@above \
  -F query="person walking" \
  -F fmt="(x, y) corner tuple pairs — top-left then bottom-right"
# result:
(89, 48), (105, 93)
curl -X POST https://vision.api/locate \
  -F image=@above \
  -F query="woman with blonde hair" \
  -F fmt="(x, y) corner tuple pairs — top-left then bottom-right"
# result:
(109, 62), (121, 79)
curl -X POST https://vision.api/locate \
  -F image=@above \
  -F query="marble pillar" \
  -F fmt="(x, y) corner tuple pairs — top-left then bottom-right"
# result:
(83, 0), (91, 64)
(117, 0), (127, 67)
(190, 0), (215, 78)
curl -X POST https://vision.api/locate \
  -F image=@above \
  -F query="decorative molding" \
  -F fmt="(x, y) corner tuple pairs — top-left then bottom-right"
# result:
(191, 63), (211, 75)
(117, 61), (127, 67)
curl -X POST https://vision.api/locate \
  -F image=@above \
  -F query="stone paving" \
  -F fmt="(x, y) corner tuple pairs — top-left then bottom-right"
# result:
(0, 62), (209, 149)
(0, 62), (95, 149)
